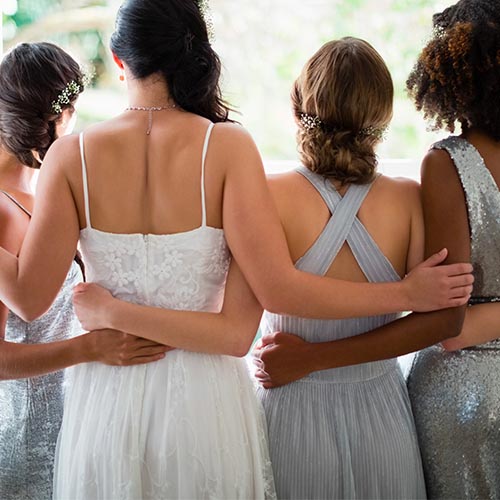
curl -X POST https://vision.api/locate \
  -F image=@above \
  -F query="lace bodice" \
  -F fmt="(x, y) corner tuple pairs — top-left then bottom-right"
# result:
(78, 123), (231, 313)
(80, 227), (230, 312)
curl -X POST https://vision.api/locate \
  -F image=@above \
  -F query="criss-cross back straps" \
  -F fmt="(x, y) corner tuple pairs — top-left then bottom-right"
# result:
(79, 132), (92, 229)
(0, 190), (31, 217)
(296, 167), (400, 282)
(201, 123), (215, 227)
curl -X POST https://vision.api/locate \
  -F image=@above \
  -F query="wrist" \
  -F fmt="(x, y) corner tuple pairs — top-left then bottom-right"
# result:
(395, 280), (411, 313)
(106, 297), (122, 331)
(306, 341), (328, 372)
(78, 332), (98, 363)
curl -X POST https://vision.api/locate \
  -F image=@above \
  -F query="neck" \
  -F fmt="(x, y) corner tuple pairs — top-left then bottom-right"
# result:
(0, 147), (35, 194)
(463, 128), (500, 150)
(126, 71), (175, 108)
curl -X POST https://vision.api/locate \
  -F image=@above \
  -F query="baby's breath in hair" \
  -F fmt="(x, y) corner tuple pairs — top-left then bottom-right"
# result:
(51, 71), (93, 114)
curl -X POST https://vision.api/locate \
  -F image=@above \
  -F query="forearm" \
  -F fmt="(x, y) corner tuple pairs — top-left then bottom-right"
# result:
(0, 247), (67, 321)
(305, 308), (464, 372)
(442, 302), (500, 350)
(0, 334), (92, 380)
(108, 299), (261, 357)
(264, 268), (408, 319)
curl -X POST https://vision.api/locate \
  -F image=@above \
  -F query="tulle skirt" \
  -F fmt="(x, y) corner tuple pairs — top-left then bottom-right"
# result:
(53, 350), (275, 499)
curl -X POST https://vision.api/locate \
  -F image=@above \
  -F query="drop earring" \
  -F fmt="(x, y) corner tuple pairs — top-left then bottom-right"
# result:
(119, 69), (125, 82)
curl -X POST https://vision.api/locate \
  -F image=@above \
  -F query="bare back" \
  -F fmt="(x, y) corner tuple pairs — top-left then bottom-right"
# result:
(66, 110), (226, 235)
(269, 169), (424, 282)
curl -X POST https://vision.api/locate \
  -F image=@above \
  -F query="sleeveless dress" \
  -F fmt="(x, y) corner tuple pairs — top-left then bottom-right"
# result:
(53, 125), (276, 500)
(0, 191), (82, 500)
(257, 167), (426, 500)
(408, 136), (500, 499)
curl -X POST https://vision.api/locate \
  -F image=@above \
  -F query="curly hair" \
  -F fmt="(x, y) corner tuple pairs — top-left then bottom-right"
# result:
(0, 42), (84, 168)
(407, 0), (500, 139)
(292, 37), (393, 185)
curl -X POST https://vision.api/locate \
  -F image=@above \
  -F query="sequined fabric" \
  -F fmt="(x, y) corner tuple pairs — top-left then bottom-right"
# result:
(0, 262), (82, 500)
(408, 136), (500, 499)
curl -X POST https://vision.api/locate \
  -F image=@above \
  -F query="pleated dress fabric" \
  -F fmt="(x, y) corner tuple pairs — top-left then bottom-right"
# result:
(408, 136), (500, 499)
(257, 167), (426, 500)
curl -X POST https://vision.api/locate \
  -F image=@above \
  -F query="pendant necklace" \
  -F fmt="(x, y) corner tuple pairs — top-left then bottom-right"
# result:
(125, 104), (177, 135)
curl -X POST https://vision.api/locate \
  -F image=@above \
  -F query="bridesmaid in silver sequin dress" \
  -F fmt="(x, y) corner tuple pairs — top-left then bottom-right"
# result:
(406, 2), (500, 498)
(0, 43), (169, 500)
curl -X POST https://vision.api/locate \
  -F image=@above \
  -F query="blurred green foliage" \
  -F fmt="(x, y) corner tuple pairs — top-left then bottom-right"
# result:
(3, 0), (451, 162)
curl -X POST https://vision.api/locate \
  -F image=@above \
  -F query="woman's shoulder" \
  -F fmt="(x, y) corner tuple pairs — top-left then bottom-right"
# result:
(368, 174), (421, 215)
(372, 174), (420, 197)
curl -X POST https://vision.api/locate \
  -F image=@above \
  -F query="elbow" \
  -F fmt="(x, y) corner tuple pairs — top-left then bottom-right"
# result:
(441, 336), (464, 352)
(228, 326), (259, 358)
(258, 287), (288, 315)
(251, 272), (294, 315)
(438, 306), (467, 350)
(229, 336), (254, 358)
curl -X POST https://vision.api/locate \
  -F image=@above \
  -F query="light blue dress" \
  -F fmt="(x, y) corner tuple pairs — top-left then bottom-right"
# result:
(257, 167), (426, 499)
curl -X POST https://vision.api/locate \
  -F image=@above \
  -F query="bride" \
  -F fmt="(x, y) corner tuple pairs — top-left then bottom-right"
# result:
(0, 0), (473, 498)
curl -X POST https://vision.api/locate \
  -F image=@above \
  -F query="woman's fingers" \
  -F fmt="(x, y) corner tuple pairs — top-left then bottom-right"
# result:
(122, 353), (166, 366)
(128, 346), (171, 359)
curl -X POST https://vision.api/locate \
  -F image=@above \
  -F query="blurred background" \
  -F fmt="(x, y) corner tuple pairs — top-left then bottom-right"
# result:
(1, 0), (453, 178)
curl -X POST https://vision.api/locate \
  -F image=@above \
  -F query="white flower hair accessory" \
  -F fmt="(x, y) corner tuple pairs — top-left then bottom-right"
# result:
(51, 71), (93, 114)
(299, 113), (323, 131)
(299, 112), (388, 140)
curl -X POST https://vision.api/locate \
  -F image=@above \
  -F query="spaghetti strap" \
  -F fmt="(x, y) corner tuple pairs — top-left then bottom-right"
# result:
(0, 190), (31, 217)
(200, 123), (215, 227)
(79, 132), (92, 229)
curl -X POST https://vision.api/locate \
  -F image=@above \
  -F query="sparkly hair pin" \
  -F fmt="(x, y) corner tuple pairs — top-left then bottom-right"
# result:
(299, 113), (388, 140)
(299, 113), (323, 131)
(51, 71), (93, 114)
(196, 0), (215, 41)
(358, 125), (388, 141)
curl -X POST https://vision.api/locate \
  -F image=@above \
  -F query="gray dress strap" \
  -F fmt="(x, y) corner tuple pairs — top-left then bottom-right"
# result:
(433, 136), (500, 298)
(258, 168), (424, 499)
(296, 167), (400, 282)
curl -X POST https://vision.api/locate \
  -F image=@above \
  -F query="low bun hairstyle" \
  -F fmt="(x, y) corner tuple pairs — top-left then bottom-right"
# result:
(292, 37), (393, 185)
(0, 42), (84, 168)
(110, 0), (232, 123)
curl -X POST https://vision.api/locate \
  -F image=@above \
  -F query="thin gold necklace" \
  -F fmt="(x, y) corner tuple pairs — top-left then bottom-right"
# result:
(125, 104), (177, 135)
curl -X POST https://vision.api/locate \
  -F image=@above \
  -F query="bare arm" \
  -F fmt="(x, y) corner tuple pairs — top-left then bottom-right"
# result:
(255, 149), (472, 387)
(0, 129), (471, 327)
(219, 125), (471, 318)
(442, 302), (500, 350)
(0, 137), (80, 320)
(74, 260), (263, 357)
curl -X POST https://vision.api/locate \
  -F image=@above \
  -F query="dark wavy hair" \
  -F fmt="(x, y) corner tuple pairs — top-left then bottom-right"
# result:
(292, 37), (393, 185)
(110, 0), (233, 123)
(0, 42), (84, 168)
(407, 0), (500, 139)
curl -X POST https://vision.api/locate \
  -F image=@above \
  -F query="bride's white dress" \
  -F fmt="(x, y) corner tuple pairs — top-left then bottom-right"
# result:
(53, 125), (275, 499)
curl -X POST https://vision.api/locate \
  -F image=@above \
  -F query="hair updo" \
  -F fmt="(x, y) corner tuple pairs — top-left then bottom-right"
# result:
(0, 42), (84, 168)
(407, 0), (500, 139)
(110, 0), (232, 123)
(292, 37), (393, 185)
